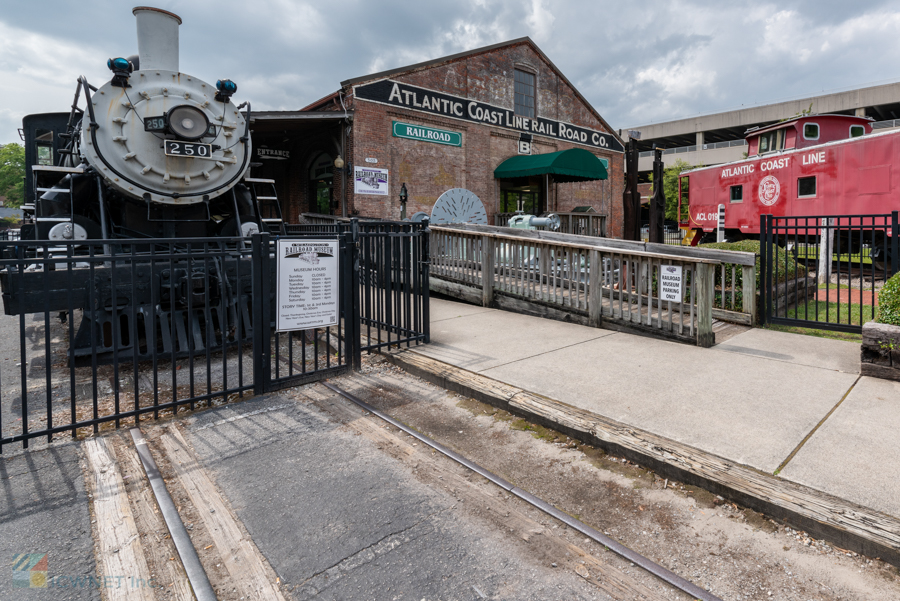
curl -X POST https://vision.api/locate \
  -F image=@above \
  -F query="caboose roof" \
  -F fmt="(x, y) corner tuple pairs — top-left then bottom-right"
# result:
(743, 113), (872, 137)
(678, 126), (900, 177)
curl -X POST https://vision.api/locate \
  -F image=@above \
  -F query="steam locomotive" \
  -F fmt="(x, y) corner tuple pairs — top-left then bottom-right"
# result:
(3, 7), (285, 362)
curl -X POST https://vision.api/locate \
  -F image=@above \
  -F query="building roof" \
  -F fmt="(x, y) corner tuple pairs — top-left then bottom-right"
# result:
(306, 37), (622, 146)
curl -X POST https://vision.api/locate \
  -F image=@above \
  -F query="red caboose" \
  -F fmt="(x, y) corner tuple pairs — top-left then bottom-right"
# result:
(678, 114), (898, 253)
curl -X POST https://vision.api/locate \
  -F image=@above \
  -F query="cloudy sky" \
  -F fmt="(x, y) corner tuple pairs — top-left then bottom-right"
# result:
(3, 0), (900, 144)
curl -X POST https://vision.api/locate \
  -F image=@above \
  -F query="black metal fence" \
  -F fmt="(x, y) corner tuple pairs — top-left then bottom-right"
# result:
(760, 212), (899, 333)
(0, 220), (429, 452)
(287, 221), (431, 353)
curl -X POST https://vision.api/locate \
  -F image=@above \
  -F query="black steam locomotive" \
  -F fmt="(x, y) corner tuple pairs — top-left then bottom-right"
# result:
(3, 7), (285, 363)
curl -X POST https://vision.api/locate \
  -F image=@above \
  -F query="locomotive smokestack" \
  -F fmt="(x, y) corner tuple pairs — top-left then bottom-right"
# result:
(132, 6), (181, 72)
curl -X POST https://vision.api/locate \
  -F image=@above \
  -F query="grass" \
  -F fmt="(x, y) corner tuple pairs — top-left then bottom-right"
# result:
(764, 323), (862, 343)
(765, 297), (879, 342)
(791, 246), (873, 265)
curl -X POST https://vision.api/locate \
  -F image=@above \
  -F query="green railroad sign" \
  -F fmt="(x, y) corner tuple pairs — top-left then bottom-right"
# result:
(392, 121), (462, 147)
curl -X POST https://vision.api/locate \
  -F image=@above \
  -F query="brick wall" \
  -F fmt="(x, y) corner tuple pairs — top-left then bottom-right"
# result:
(343, 41), (625, 236)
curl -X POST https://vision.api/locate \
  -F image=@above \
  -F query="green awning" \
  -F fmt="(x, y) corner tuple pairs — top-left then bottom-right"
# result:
(493, 147), (608, 183)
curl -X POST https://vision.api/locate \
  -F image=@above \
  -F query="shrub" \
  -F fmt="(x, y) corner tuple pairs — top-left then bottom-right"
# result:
(877, 272), (900, 326)
(701, 239), (806, 286)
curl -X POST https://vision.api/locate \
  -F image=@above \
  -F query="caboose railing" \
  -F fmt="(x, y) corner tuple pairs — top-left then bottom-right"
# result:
(429, 224), (757, 347)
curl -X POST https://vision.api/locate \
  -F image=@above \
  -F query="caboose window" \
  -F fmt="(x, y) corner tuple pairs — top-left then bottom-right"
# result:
(803, 123), (819, 140)
(514, 69), (536, 118)
(850, 125), (865, 138)
(798, 176), (816, 198)
(758, 130), (784, 154)
(730, 185), (742, 203)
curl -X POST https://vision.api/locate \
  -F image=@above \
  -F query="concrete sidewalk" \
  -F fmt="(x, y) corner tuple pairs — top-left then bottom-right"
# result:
(406, 299), (900, 546)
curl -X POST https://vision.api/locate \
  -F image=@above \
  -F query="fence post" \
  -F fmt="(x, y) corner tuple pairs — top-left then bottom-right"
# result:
(349, 219), (362, 370)
(482, 235), (494, 307)
(716, 204), (725, 243)
(892, 211), (899, 277)
(421, 219), (431, 343)
(252, 232), (271, 395)
(742, 264), (757, 326)
(696, 263), (715, 347)
(759, 214), (768, 326)
(817, 217), (834, 284)
(588, 249), (602, 328)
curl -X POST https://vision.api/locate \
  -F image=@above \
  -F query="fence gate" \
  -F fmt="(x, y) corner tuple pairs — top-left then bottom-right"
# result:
(760, 212), (899, 333)
(252, 231), (355, 393)
(0, 220), (429, 453)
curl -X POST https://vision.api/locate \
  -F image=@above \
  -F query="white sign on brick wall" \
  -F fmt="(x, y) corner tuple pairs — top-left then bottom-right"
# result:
(354, 167), (389, 196)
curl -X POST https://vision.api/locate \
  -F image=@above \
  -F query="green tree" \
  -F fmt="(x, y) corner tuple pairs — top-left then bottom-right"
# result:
(0, 143), (26, 208)
(648, 158), (700, 222)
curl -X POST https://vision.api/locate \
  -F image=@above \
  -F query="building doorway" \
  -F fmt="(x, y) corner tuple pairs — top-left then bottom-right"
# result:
(499, 176), (545, 215)
(308, 152), (335, 215)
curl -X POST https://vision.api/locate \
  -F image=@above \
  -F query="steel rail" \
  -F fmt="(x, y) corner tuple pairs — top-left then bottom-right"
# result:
(323, 381), (725, 601)
(130, 428), (217, 601)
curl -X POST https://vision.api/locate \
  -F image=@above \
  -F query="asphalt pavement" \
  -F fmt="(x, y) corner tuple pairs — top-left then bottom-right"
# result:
(177, 390), (616, 600)
(0, 442), (98, 600)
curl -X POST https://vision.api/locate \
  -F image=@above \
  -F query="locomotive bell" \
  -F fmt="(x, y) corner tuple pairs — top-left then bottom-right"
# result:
(79, 7), (250, 205)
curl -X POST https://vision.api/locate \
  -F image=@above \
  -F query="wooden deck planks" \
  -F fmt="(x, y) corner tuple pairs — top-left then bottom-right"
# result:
(84, 437), (157, 601)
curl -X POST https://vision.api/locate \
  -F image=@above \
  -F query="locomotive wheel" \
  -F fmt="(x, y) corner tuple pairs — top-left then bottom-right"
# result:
(42, 215), (103, 241)
(216, 215), (259, 237)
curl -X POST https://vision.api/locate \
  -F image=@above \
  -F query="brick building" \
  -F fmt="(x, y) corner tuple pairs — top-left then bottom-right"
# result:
(250, 37), (625, 236)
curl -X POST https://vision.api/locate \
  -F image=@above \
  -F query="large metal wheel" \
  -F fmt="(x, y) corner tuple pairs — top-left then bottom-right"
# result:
(430, 188), (488, 225)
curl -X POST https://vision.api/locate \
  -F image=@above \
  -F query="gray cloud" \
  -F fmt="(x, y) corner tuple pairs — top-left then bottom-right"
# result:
(2, 0), (899, 143)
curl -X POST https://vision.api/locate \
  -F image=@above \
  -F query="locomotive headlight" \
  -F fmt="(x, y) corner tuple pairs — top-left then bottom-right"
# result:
(166, 105), (210, 141)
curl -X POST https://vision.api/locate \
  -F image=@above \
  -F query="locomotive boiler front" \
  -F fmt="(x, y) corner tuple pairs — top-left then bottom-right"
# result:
(81, 7), (250, 209)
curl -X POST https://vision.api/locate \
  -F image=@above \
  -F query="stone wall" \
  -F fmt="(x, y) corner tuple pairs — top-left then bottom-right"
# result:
(861, 322), (900, 382)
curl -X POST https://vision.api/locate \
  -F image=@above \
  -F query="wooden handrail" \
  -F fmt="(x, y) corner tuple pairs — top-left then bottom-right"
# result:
(430, 226), (721, 264)
(429, 226), (758, 346)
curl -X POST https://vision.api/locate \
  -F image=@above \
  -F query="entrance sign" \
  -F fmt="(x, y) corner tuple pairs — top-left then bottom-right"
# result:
(276, 239), (339, 332)
(355, 79), (624, 153)
(257, 146), (290, 160)
(393, 121), (462, 146)
(354, 167), (389, 196)
(660, 265), (683, 303)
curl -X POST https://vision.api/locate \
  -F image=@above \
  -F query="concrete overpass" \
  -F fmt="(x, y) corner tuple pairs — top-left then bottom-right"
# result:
(621, 80), (900, 174)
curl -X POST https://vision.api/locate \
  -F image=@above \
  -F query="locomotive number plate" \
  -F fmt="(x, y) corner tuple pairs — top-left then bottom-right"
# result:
(164, 140), (212, 158)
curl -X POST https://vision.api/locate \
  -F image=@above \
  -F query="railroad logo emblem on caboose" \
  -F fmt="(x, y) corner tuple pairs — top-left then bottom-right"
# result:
(758, 175), (781, 206)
